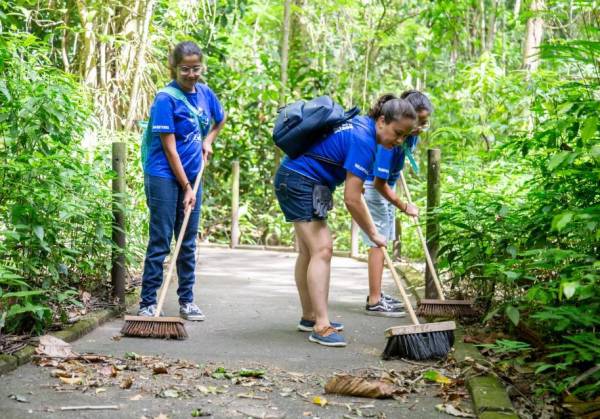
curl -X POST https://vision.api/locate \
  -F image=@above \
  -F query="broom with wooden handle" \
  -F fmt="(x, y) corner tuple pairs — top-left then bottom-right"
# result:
(399, 172), (476, 318)
(121, 161), (206, 339)
(360, 196), (455, 360)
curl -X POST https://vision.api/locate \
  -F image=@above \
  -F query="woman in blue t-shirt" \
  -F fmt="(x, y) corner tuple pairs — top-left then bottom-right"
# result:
(274, 95), (417, 347)
(360, 90), (433, 317)
(138, 41), (226, 321)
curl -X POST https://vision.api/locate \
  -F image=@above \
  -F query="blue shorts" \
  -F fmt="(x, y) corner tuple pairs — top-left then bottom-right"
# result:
(360, 180), (396, 247)
(274, 166), (332, 222)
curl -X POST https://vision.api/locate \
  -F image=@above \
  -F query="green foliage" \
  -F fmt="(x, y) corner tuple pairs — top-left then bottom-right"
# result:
(436, 35), (600, 399)
(0, 32), (118, 334)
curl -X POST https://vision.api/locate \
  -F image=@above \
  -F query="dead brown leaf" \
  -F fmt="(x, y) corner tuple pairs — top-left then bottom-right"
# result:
(120, 376), (133, 389)
(59, 376), (83, 385)
(152, 363), (169, 375)
(37, 335), (75, 358)
(324, 374), (403, 399)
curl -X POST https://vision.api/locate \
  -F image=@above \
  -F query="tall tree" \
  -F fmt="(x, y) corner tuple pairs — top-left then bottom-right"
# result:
(523, 0), (545, 73)
(274, 0), (292, 171)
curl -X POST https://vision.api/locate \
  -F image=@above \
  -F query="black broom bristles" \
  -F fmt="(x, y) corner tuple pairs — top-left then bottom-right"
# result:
(382, 321), (455, 361)
(120, 317), (188, 340)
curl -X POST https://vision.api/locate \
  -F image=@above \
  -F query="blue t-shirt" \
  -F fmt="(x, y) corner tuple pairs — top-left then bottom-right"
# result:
(366, 135), (419, 186)
(145, 81), (224, 180)
(282, 116), (378, 189)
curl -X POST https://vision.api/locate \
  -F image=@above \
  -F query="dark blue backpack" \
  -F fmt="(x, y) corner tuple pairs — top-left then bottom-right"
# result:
(272, 95), (360, 159)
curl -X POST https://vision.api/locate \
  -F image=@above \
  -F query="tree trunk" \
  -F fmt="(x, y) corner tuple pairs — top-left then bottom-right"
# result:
(486, 0), (498, 51)
(479, 0), (486, 53)
(275, 0), (292, 171)
(522, 0), (545, 73)
(124, 0), (156, 131)
(513, 0), (521, 19)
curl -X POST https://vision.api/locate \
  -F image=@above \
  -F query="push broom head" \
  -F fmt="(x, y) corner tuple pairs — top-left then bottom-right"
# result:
(121, 315), (188, 340)
(383, 321), (455, 361)
(416, 299), (477, 318)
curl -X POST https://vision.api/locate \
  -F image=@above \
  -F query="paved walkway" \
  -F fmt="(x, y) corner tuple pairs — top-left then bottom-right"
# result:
(0, 247), (457, 418)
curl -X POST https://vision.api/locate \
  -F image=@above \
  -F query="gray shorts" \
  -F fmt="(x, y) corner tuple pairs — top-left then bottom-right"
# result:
(360, 180), (396, 247)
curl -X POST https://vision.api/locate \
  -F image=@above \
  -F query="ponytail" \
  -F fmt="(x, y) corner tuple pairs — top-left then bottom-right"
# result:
(400, 90), (433, 113)
(368, 94), (416, 123)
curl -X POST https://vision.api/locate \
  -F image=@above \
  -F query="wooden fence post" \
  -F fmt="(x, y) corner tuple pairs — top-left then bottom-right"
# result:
(111, 142), (126, 308)
(425, 149), (441, 299)
(231, 160), (240, 248)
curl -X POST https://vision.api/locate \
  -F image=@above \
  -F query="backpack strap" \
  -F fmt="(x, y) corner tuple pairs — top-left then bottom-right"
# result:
(159, 86), (210, 134)
(403, 138), (419, 174)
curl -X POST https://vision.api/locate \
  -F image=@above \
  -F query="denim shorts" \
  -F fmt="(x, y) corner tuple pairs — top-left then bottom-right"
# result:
(274, 166), (331, 222)
(360, 180), (396, 247)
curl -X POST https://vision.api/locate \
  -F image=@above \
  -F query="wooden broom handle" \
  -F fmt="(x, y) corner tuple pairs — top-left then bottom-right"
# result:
(361, 196), (420, 325)
(399, 172), (445, 300)
(382, 250), (420, 325)
(155, 162), (206, 316)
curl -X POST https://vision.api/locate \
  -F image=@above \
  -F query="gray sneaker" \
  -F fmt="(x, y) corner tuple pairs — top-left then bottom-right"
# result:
(137, 304), (163, 317)
(381, 293), (404, 309)
(180, 303), (206, 321)
(365, 299), (406, 318)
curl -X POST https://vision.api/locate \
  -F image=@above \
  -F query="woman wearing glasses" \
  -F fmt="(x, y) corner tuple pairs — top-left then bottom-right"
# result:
(138, 41), (226, 321)
(360, 90), (432, 317)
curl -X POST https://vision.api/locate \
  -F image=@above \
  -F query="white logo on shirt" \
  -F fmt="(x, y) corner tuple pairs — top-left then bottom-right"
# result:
(152, 124), (170, 130)
(377, 167), (389, 173)
(354, 163), (368, 175)
(334, 123), (353, 133)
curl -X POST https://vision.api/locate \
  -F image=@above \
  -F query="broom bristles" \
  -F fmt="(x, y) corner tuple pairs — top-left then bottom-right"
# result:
(416, 300), (477, 318)
(382, 321), (455, 361)
(120, 316), (187, 340)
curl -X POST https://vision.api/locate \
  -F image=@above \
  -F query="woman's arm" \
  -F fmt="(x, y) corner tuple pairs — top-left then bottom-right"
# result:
(344, 172), (386, 247)
(160, 133), (195, 209)
(373, 176), (418, 216)
(202, 112), (227, 161)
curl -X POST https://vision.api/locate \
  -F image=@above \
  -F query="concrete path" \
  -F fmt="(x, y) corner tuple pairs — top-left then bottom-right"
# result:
(0, 247), (462, 418)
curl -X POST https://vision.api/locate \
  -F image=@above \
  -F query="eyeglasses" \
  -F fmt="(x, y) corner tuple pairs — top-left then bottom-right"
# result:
(415, 121), (430, 132)
(178, 65), (203, 75)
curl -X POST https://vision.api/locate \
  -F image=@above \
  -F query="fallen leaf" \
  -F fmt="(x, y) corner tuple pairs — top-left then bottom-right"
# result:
(111, 335), (122, 341)
(50, 369), (71, 378)
(129, 394), (143, 401)
(95, 388), (107, 394)
(302, 412), (313, 417)
(80, 355), (106, 363)
(159, 389), (179, 398)
(191, 408), (211, 417)
(36, 335), (75, 358)
(435, 404), (475, 417)
(153, 363), (169, 375)
(423, 370), (452, 385)
(154, 415), (169, 419)
(125, 352), (141, 360)
(59, 376), (83, 385)
(8, 394), (29, 403)
(120, 376), (133, 389)
(99, 365), (118, 377)
(312, 395), (328, 407)
(324, 374), (401, 399)
(238, 368), (266, 378)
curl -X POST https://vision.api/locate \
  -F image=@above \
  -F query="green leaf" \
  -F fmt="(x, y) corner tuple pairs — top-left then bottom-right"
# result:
(546, 151), (570, 171)
(505, 305), (520, 326)
(1, 290), (46, 299)
(33, 225), (44, 241)
(552, 212), (573, 231)
(580, 116), (597, 141)
(562, 281), (579, 299)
